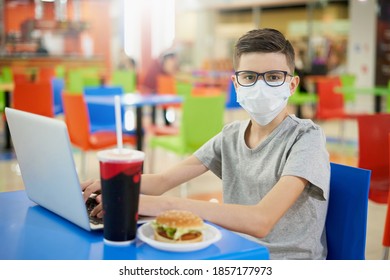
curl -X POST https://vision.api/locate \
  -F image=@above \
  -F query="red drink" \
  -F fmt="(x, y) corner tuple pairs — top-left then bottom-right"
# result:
(97, 149), (144, 245)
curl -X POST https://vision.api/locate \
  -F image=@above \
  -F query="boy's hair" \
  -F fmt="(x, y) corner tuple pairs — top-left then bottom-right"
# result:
(233, 28), (295, 72)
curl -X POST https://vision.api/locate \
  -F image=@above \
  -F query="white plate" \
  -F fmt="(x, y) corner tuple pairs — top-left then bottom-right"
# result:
(137, 222), (222, 252)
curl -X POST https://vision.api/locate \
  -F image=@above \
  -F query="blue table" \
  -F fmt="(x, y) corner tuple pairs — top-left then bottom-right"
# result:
(85, 94), (183, 150)
(0, 191), (269, 260)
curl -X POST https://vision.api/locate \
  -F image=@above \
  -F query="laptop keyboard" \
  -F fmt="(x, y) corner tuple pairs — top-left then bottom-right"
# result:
(86, 196), (103, 225)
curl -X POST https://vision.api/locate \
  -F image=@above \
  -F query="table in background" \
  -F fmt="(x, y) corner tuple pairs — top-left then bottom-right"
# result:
(0, 83), (14, 151)
(0, 191), (269, 260)
(334, 85), (390, 113)
(85, 93), (183, 151)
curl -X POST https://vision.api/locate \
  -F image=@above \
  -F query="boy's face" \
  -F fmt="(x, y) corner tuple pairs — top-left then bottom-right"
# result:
(231, 52), (299, 94)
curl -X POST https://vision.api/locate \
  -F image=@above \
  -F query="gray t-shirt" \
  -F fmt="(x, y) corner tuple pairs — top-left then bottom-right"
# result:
(194, 115), (330, 260)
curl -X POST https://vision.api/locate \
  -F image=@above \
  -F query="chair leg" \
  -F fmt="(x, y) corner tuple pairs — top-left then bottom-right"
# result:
(383, 247), (389, 260)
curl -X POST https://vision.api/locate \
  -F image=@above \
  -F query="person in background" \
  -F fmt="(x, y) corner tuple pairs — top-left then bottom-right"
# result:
(327, 50), (346, 76)
(82, 28), (330, 260)
(140, 51), (178, 126)
(118, 50), (137, 72)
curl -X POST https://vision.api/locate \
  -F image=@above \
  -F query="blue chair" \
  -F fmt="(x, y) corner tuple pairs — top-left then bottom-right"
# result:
(51, 77), (64, 115)
(83, 86), (135, 135)
(225, 80), (241, 110)
(325, 162), (371, 260)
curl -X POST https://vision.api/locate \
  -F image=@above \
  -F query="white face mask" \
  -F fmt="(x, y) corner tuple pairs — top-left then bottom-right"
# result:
(236, 80), (291, 126)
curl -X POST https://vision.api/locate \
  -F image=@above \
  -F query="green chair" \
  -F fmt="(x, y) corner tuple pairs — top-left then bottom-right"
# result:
(67, 68), (101, 94)
(0, 90), (4, 113)
(288, 85), (317, 118)
(339, 74), (356, 103)
(111, 70), (137, 93)
(148, 94), (225, 196)
(175, 81), (192, 97)
(55, 65), (66, 79)
(0, 67), (13, 113)
(1, 67), (13, 82)
(148, 94), (225, 169)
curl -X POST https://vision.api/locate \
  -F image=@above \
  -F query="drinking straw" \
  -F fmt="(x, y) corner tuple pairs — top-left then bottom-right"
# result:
(114, 95), (123, 151)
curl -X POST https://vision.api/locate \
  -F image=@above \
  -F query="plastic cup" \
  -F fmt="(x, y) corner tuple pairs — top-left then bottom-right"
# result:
(97, 148), (144, 245)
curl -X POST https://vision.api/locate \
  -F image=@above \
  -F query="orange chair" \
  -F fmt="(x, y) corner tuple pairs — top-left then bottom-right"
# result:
(191, 86), (223, 96)
(357, 114), (390, 204)
(37, 67), (56, 82)
(157, 74), (176, 95)
(13, 82), (54, 118)
(383, 134), (390, 259)
(62, 93), (136, 179)
(148, 74), (180, 132)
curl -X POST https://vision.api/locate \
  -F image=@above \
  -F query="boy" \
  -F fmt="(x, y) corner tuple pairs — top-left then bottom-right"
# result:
(83, 28), (330, 259)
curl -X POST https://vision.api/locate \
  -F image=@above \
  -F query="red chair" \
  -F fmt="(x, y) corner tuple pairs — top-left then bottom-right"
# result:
(357, 114), (390, 204)
(315, 76), (357, 120)
(383, 134), (390, 259)
(13, 82), (54, 118)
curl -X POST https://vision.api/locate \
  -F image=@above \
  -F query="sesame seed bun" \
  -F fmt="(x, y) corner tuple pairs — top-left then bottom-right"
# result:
(153, 210), (204, 243)
(155, 210), (204, 229)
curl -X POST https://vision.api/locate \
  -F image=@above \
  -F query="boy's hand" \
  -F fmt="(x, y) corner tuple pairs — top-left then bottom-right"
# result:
(81, 179), (101, 201)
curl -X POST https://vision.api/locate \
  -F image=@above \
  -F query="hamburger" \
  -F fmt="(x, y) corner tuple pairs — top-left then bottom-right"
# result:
(152, 210), (204, 243)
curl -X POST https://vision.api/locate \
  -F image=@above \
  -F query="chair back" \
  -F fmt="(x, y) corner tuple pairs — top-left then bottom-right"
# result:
(191, 86), (223, 97)
(339, 74), (356, 102)
(180, 94), (225, 152)
(1, 66), (13, 82)
(157, 74), (176, 94)
(111, 70), (136, 93)
(83, 86), (124, 132)
(67, 68), (101, 94)
(326, 162), (371, 260)
(315, 77), (346, 119)
(225, 80), (241, 109)
(357, 113), (390, 203)
(383, 134), (390, 257)
(62, 93), (91, 150)
(37, 67), (55, 82)
(51, 78), (64, 115)
(0, 67), (13, 112)
(288, 84), (318, 106)
(175, 81), (192, 97)
(13, 82), (54, 118)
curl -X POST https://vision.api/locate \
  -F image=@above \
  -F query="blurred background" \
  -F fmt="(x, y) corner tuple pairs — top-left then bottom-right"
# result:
(0, 0), (389, 260)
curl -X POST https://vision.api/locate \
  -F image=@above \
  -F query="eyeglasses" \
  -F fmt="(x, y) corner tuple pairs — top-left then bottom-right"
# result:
(235, 70), (293, 87)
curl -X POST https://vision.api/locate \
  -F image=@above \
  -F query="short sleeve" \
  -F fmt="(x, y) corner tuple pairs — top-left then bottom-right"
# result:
(282, 124), (330, 201)
(193, 132), (223, 179)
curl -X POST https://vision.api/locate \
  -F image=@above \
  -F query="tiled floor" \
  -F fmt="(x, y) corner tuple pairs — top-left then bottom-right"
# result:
(0, 107), (388, 260)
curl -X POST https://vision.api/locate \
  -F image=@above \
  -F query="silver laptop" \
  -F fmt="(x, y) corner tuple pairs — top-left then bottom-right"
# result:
(5, 107), (103, 231)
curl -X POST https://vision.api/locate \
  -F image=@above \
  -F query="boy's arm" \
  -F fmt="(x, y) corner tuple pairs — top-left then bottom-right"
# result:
(139, 175), (307, 238)
(140, 155), (209, 195)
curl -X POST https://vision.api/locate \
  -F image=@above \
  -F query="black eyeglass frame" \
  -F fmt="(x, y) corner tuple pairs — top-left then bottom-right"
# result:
(235, 70), (294, 87)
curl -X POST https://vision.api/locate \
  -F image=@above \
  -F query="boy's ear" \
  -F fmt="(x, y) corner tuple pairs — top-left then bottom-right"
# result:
(290, 75), (300, 95)
(231, 75), (239, 89)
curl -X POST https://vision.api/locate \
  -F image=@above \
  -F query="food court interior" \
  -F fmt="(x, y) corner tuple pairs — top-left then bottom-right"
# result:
(0, 0), (389, 260)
